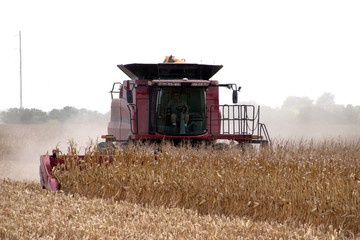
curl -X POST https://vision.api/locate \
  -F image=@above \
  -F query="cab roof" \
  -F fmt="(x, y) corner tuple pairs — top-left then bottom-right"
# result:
(118, 63), (223, 80)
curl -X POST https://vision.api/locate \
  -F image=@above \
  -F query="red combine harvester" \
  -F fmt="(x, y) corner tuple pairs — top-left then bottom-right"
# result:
(39, 57), (270, 191)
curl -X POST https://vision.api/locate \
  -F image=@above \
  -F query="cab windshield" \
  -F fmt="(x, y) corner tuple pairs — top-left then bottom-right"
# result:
(156, 87), (206, 135)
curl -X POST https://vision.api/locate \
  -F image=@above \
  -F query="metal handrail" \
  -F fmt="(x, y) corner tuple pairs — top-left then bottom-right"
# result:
(259, 123), (271, 143)
(110, 82), (122, 99)
(210, 105), (259, 135)
(127, 104), (138, 134)
(209, 104), (271, 143)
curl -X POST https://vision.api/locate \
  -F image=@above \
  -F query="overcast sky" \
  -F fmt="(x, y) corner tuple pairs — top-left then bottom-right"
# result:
(1, 0), (359, 113)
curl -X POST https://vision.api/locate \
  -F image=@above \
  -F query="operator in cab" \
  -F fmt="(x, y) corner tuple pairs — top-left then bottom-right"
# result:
(167, 91), (189, 127)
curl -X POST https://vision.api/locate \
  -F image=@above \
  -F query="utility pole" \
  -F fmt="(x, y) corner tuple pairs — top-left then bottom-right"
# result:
(19, 30), (23, 109)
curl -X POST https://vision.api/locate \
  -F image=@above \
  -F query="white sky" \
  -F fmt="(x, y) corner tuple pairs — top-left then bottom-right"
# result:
(1, 0), (359, 113)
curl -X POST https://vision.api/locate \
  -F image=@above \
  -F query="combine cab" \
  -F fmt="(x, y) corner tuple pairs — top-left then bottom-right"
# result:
(108, 61), (270, 145)
(40, 57), (270, 191)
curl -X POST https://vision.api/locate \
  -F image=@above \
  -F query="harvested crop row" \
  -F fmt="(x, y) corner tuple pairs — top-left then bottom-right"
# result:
(0, 179), (346, 239)
(53, 139), (360, 236)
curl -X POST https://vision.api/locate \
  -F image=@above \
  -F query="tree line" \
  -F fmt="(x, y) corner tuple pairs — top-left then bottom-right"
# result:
(0, 106), (109, 124)
(1, 93), (359, 125)
(262, 92), (360, 125)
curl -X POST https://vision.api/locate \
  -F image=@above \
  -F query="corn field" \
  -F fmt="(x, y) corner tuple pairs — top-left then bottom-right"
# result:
(1, 179), (345, 239)
(1, 124), (359, 238)
(53, 139), (360, 236)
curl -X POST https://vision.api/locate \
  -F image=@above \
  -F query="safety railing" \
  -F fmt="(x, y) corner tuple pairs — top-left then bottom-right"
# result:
(110, 82), (122, 99)
(210, 104), (270, 143)
(127, 104), (138, 134)
(258, 123), (271, 143)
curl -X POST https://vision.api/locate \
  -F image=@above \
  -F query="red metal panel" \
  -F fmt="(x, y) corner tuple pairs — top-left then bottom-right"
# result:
(132, 133), (253, 142)
(135, 83), (150, 135)
(39, 155), (61, 191)
(206, 85), (220, 135)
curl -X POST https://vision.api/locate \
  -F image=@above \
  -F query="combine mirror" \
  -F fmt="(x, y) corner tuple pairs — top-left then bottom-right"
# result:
(232, 90), (238, 104)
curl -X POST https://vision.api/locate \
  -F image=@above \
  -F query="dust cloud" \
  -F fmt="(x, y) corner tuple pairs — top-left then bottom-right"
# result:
(2, 92), (359, 181)
(264, 121), (360, 141)
(257, 93), (360, 141)
(0, 122), (107, 181)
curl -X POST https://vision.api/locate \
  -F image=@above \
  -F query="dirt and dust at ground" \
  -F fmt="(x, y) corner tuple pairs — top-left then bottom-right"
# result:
(0, 122), (107, 181)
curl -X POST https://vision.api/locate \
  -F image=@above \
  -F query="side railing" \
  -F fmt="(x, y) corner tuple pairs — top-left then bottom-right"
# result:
(110, 82), (122, 99)
(258, 123), (271, 144)
(127, 104), (138, 134)
(210, 105), (270, 143)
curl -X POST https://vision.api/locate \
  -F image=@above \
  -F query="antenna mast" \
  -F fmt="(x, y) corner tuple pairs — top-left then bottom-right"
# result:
(19, 31), (23, 109)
